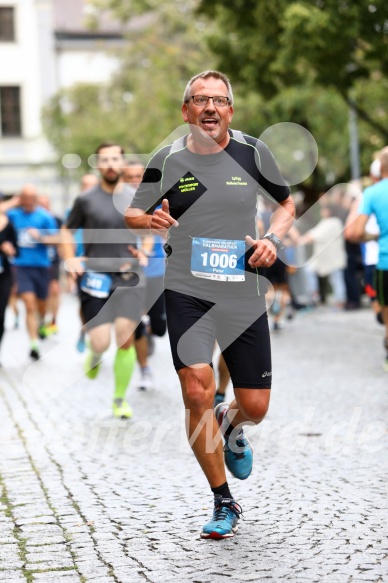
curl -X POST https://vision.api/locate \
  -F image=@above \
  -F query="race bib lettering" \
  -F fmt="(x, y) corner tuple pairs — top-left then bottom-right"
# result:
(80, 272), (112, 298)
(191, 238), (245, 281)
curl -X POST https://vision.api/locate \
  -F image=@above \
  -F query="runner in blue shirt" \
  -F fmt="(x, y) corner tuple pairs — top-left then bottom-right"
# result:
(350, 146), (388, 371)
(7, 185), (58, 360)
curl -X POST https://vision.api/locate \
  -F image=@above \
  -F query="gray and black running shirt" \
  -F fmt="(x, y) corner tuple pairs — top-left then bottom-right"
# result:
(131, 131), (290, 298)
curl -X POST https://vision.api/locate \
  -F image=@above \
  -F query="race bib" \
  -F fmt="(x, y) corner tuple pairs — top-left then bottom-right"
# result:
(47, 246), (56, 262)
(18, 229), (37, 248)
(191, 237), (245, 282)
(80, 272), (112, 298)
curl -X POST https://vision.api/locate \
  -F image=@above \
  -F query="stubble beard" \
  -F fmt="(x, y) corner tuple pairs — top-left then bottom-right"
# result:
(103, 173), (120, 185)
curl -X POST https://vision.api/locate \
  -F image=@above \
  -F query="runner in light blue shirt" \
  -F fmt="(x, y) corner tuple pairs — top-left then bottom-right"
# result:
(351, 147), (388, 371)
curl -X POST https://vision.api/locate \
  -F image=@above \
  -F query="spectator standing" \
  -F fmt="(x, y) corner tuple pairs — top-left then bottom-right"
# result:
(298, 203), (347, 309)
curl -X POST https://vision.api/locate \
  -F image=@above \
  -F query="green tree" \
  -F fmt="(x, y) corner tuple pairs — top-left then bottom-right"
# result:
(43, 0), (387, 199)
(198, 0), (388, 140)
(42, 0), (215, 173)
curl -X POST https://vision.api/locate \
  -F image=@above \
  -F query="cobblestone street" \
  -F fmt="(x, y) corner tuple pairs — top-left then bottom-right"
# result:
(0, 293), (387, 583)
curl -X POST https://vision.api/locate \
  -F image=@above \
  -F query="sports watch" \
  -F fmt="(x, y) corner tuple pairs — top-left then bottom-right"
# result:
(262, 232), (284, 251)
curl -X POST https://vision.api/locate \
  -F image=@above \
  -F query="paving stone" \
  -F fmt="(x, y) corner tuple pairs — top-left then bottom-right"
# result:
(0, 297), (387, 582)
(74, 563), (110, 577)
(15, 517), (57, 526)
(0, 577), (26, 583)
(0, 559), (24, 569)
(25, 559), (75, 570)
(31, 573), (81, 582)
(26, 537), (67, 546)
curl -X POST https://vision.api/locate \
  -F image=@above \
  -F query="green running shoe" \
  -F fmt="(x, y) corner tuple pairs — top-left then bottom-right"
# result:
(38, 325), (49, 339)
(84, 351), (101, 379)
(112, 399), (133, 419)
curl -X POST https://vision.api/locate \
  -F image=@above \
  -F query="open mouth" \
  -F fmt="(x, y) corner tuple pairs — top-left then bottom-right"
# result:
(201, 117), (219, 129)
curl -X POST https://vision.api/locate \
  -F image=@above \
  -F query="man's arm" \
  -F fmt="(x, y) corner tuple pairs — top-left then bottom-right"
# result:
(265, 195), (296, 240)
(246, 195), (295, 268)
(125, 199), (178, 234)
(298, 231), (314, 246)
(124, 207), (152, 230)
(345, 213), (378, 243)
(0, 195), (20, 213)
(60, 225), (84, 278)
(25, 228), (61, 245)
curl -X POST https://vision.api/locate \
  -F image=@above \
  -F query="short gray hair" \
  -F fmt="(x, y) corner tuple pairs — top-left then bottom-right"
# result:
(182, 70), (234, 106)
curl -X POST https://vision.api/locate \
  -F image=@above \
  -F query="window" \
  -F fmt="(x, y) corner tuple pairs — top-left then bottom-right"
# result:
(0, 87), (22, 136)
(0, 6), (15, 41)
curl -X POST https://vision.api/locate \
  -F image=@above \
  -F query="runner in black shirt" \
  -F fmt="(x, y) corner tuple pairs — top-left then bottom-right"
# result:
(125, 71), (295, 538)
(0, 213), (17, 364)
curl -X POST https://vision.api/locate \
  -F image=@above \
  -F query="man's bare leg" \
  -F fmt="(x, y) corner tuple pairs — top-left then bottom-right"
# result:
(178, 365), (226, 488)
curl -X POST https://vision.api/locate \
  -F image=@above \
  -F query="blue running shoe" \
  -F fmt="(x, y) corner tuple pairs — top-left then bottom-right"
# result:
(215, 403), (253, 480)
(76, 333), (86, 353)
(213, 392), (225, 409)
(201, 496), (242, 539)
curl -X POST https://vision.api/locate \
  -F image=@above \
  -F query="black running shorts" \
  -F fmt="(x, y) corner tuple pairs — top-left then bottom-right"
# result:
(265, 256), (287, 286)
(81, 286), (143, 330)
(165, 289), (272, 389)
(15, 266), (50, 300)
(374, 269), (388, 306)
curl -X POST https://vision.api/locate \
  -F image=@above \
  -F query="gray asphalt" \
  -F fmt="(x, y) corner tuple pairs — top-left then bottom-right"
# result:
(0, 293), (387, 583)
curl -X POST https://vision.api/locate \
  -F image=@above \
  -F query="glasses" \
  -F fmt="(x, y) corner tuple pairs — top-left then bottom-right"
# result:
(189, 95), (230, 107)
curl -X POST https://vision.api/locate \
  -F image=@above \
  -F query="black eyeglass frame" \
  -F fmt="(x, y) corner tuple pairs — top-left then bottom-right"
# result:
(188, 95), (230, 107)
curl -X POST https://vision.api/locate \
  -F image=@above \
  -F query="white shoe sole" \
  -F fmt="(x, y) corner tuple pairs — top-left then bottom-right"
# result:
(138, 378), (153, 391)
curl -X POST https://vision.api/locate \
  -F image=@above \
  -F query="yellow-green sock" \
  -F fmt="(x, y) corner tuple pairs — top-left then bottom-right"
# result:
(113, 345), (136, 400)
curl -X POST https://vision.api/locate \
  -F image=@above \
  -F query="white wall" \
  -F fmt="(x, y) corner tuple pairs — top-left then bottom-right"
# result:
(0, 0), (122, 202)
(56, 49), (120, 88)
(0, 0), (43, 139)
(0, 0), (59, 201)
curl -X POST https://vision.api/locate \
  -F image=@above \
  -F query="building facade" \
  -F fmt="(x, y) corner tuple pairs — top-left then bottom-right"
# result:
(0, 0), (126, 210)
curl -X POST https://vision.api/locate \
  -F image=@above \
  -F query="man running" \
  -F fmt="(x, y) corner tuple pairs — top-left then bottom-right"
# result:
(72, 173), (99, 352)
(348, 146), (388, 371)
(7, 185), (59, 360)
(122, 158), (167, 390)
(62, 142), (145, 418)
(38, 195), (62, 336)
(125, 71), (295, 538)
